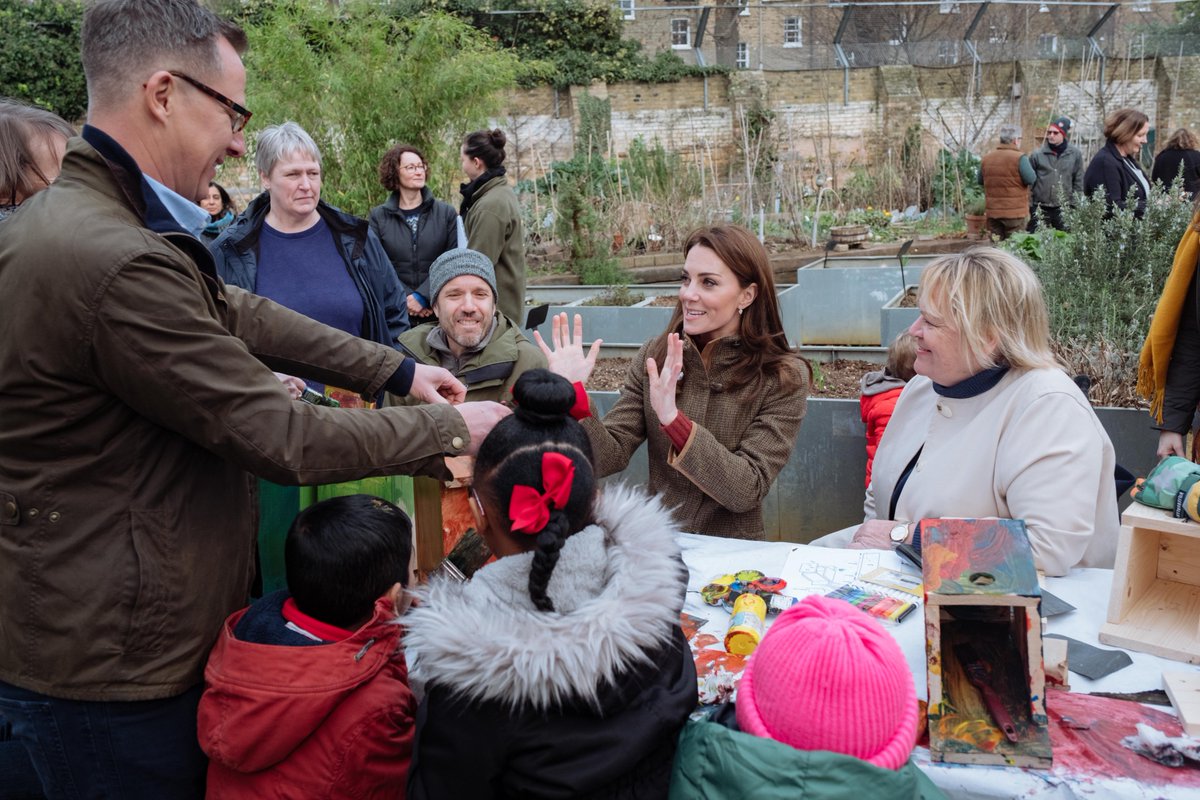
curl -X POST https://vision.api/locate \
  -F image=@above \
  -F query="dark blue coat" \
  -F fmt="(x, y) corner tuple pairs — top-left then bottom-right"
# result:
(210, 192), (408, 348)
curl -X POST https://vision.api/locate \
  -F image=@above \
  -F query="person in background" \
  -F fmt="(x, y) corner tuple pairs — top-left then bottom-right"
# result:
(459, 128), (525, 323)
(668, 595), (946, 800)
(537, 224), (809, 540)
(979, 124), (1035, 240)
(394, 248), (545, 404)
(211, 121), (409, 382)
(370, 143), (459, 320)
(860, 332), (917, 488)
(0, 3), (505, 794)
(1137, 196), (1200, 458)
(841, 247), (1118, 576)
(0, 97), (75, 221)
(1083, 107), (1151, 219)
(405, 370), (696, 799)
(198, 495), (418, 798)
(1151, 128), (1200, 200)
(1028, 116), (1084, 231)
(199, 180), (236, 242)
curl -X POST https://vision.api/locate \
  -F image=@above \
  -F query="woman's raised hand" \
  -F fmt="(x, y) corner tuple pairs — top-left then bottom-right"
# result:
(533, 312), (602, 385)
(646, 332), (683, 426)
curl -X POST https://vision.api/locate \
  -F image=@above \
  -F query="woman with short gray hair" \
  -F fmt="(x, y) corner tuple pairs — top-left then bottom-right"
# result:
(210, 120), (409, 401)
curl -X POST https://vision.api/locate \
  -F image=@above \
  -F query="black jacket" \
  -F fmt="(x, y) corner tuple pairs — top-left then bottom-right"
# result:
(1152, 147), (1200, 198)
(210, 192), (408, 348)
(368, 187), (458, 304)
(405, 486), (697, 800)
(1158, 269), (1200, 435)
(1083, 140), (1149, 219)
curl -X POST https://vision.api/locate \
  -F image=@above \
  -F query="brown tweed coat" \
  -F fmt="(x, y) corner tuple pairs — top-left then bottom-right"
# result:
(583, 333), (808, 539)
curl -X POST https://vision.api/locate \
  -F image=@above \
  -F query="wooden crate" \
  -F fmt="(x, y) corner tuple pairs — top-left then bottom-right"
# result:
(922, 518), (1053, 769)
(1099, 502), (1200, 664)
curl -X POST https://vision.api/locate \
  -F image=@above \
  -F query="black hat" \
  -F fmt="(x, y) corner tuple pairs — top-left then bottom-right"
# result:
(1048, 117), (1072, 136)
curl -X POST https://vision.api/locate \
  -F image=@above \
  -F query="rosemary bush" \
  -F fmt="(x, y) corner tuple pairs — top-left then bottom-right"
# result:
(1017, 189), (1195, 405)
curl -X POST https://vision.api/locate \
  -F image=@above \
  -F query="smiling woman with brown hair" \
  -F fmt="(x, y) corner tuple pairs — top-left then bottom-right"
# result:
(537, 223), (809, 540)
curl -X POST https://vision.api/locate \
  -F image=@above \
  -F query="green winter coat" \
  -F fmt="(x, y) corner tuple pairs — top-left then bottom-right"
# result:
(463, 175), (525, 323)
(393, 312), (545, 404)
(669, 718), (947, 800)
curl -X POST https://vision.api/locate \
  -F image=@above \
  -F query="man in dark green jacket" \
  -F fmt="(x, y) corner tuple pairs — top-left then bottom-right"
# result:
(0, 2), (506, 796)
(395, 248), (546, 404)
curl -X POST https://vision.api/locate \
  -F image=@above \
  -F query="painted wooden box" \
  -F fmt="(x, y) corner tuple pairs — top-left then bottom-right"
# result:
(412, 457), (485, 577)
(1100, 502), (1200, 664)
(922, 518), (1053, 768)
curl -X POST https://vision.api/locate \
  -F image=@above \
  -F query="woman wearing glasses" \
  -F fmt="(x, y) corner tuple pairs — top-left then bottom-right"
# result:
(210, 121), (408, 372)
(369, 144), (459, 320)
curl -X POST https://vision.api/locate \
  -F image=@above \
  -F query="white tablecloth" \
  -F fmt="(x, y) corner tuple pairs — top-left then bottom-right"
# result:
(677, 533), (1200, 800)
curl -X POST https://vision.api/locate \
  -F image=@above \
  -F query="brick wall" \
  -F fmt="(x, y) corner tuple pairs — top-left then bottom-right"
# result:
(500, 55), (1200, 180)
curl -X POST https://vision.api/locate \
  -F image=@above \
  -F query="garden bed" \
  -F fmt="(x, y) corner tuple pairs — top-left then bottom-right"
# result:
(589, 358), (879, 397)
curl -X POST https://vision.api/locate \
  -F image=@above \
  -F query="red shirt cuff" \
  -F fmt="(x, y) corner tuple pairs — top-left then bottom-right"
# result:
(661, 412), (693, 452)
(569, 381), (591, 420)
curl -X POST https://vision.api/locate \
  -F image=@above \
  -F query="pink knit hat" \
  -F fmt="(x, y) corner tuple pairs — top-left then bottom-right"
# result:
(736, 594), (919, 770)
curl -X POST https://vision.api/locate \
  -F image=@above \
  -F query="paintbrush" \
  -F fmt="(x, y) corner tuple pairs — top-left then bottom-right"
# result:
(955, 642), (1020, 743)
(434, 528), (491, 582)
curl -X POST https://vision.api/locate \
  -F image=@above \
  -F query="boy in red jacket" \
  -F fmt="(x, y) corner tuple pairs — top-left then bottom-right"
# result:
(860, 333), (917, 488)
(198, 495), (417, 799)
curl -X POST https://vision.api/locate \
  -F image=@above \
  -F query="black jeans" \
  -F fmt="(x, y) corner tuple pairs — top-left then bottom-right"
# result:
(1028, 204), (1067, 232)
(0, 682), (205, 800)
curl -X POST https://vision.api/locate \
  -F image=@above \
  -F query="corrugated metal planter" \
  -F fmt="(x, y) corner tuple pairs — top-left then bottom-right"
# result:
(880, 285), (920, 346)
(795, 255), (936, 345)
(588, 393), (1155, 544)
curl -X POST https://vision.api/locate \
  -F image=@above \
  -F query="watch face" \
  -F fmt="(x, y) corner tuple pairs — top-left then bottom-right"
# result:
(890, 525), (908, 543)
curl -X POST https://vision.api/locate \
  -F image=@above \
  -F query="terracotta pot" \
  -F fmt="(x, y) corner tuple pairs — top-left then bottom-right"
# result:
(964, 214), (987, 238)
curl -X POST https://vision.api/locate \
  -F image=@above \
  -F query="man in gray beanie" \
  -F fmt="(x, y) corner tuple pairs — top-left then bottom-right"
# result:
(393, 248), (546, 404)
(1028, 116), (1083, 231)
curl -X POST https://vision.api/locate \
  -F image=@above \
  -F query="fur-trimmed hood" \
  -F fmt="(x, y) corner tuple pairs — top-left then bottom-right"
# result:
(404, 483), (688, 712)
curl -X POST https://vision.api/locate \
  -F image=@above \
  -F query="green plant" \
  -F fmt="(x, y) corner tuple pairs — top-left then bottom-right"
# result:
(576, 256), (627, 286)
(932, 149), (982, 213)
(241, 2), (519, 215)
(1028, 188), (1195, 404)
(0, 0), (87, 121)
(964, 192), (987, 217)
(582, 285), (643, 306)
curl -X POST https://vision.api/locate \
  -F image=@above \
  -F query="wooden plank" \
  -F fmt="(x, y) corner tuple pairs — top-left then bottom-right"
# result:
(1107, 523), (1160, 624)
(1099, 579), (1200, 664)
(1157, 530), (1200, 586)
(1121, 501), (1200, 536)
(411, 475), (445, 574)
(1164, 671), (1200, 736)
(928, 594), (1039, 608)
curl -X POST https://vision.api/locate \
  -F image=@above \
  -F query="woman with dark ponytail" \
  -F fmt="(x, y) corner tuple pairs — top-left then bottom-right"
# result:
(405, 369), (697, 800)
(459, 128), (526, 323)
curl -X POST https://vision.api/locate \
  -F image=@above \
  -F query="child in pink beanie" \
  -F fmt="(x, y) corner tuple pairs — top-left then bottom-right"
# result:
(669, 595), (946, 799)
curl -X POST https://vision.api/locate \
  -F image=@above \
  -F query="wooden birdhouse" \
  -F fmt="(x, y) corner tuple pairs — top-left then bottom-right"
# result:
(1100, 502), (1200, 664)
(922, 518), (1052, 768)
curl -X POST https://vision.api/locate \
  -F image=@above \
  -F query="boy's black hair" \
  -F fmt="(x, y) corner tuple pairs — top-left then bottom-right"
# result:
(285, 494), (413, 629)
(473, 369), (596, 613)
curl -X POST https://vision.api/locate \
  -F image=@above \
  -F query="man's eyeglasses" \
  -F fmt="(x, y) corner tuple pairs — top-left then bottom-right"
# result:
(399, 163), (429, 174)
(169, 71), (252, 133)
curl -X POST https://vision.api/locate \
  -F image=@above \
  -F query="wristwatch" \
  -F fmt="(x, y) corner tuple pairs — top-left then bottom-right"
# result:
(889, 523), (909, 544)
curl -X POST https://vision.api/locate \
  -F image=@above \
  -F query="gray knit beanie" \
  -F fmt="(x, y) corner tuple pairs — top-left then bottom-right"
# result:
(428, 248), (498, 303)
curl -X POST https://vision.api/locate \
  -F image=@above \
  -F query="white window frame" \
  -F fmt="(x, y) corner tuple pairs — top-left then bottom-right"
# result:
(670, 18), (691, 49)
(739, 0), (750, 16)
(1132, 0), (1151, 11)
(1037, 33), (1058, 55)
(736, 41), (750, 69)
(939, 2), (961, 13)
(783, 16), (803, 48)
(619, 0), (635, 21)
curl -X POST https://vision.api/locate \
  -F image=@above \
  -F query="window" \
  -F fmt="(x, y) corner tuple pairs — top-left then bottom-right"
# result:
(986, 24), (1003, 44)
(936, 40), (960, 65)
(1132, 0), (1151, 11)
(1037, 33), (1058, 55)
(670, 18), (691, 49)
(739, 0), (750, 16)
(783, 16), (802, 48)
(939, 2), (961, 13)
(618, 0), (635, 20)
(736, 42), (750, 69)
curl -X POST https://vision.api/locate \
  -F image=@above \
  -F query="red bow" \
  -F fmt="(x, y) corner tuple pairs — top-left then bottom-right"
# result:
(509, 452), (575, 534)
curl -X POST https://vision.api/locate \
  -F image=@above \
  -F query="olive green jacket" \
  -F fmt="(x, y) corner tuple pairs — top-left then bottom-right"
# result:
(394, 312), (545, 404)
(463, 175), (526, 324)
(0, 135), (469, 702)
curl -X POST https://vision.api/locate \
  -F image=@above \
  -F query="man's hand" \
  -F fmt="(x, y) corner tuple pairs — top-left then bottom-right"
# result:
(454, 401), (512, 455)
(1158, 430), (1187, 459)
(410, 363), (466, 405)
(273, 372), (306, 400)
